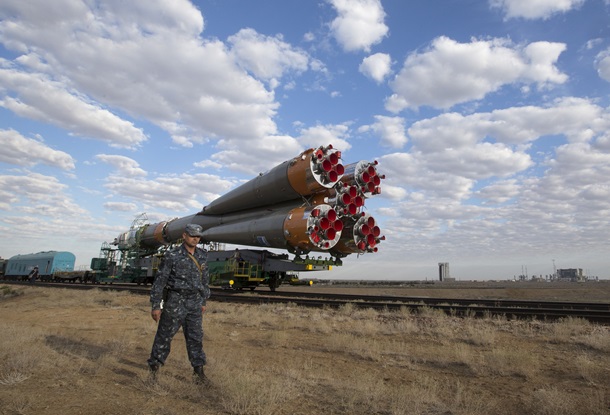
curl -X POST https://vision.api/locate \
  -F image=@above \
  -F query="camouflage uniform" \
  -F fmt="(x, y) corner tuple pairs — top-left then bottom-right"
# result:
(148, 243), (210, 369)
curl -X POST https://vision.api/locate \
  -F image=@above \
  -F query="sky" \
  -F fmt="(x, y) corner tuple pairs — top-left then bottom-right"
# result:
(1, 0), (609, 281)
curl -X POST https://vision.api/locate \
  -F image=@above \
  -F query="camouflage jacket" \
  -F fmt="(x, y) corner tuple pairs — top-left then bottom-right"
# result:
(150, 244), (210, 310)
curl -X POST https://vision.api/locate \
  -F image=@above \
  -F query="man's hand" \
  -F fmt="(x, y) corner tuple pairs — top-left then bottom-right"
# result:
(151, 309), (162, 322)
(201, 305), (207, 314)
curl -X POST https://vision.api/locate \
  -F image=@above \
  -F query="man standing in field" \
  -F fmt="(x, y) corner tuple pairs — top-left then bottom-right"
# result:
(147, 223), (210, 384)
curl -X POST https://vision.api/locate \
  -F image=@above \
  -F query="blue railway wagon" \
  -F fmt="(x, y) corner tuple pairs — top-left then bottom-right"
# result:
(5, 251), (76, 280)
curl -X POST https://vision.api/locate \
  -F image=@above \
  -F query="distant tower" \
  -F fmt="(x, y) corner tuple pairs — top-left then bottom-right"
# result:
(438, 262), (450, 281)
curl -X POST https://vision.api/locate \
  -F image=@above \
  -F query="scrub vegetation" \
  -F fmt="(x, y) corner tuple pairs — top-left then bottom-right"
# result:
(0, 285), (608, 415)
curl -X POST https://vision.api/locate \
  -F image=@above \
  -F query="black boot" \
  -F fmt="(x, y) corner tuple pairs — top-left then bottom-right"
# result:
(193, 366), (210, 385)
(148, 363), (159, 380)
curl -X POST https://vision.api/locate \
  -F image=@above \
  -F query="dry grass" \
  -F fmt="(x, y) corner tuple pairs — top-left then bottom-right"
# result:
(0, 285), (608, 415)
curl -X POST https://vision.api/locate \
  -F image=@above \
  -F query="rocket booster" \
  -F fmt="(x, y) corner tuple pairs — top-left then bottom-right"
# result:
(199, 204), (343, 252)
(201, 145), (344, 215)
(113, 145), (385, 257)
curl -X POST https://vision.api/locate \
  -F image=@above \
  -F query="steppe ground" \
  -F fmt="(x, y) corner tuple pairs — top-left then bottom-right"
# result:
(0, 281), (609, 415)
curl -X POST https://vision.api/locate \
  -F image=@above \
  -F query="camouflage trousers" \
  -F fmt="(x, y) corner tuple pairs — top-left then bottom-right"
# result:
(148, 292), (206, 368)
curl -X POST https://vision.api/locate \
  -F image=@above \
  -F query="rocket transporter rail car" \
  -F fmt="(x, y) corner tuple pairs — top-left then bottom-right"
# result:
(85, 246), (325, 291)
(207, 248), (337, 291)
(101, 145), (385, 290)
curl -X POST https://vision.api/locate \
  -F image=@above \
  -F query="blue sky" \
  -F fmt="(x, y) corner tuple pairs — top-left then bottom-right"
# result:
(1, 0), (609, 280)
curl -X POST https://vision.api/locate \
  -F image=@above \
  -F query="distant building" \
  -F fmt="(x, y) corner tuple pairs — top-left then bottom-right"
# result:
(557, 268), (585, 282)
(438, 262), (450, 282)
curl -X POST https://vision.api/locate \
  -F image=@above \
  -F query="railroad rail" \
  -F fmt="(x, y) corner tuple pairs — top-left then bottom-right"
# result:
(3, 281), (610, 324)
(236, 288), (610, 311)
(215, 289), (610, 324)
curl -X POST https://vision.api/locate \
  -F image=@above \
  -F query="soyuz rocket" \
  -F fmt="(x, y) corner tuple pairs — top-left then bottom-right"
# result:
(114, 145), (385, 259)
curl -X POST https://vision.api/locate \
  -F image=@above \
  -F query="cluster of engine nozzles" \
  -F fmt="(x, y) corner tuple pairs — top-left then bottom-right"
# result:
(313, 145), (345, 184)
(352, 214), (382, 253)
(355, 161), (383, 196)
(305, 145), (385, 254)
(308, 206), (342, 248)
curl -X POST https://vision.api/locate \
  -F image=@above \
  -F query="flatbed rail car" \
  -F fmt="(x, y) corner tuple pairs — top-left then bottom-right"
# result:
(207, 249), (337, 291)
(51, 270), (95, 283)
(87, 254), (161, 285)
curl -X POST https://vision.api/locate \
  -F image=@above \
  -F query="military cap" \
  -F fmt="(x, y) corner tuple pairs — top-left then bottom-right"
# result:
(185, 223), (203, 237)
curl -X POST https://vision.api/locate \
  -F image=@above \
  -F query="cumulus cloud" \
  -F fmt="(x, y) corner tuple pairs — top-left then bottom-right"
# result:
(0, 172), (87, 216)
(209, 135), (304, 175)
(377, 98), (610, 214)
(516, 142), (610, 239)
(386, 36), (567, 111)
(359, 53), (391, 82)
(595, 48), (610, 82)
(95, 155), (147, 177)
(228, 28), (310, 84)
(408, 97), (605, 152)
(102, 173), (235, 212)
(358, 115), (407, 148)
(0, 69), (147, 149)
(490, 0), (586, 20)
(0, 0), (289, 148)
(0, 173), (62, 204)
(297, 124), (352, 152)
(328, 0), (389, 52)
(0, 170), (114, 258)
(426, 143), (533, 180)
(379, 151), (477, 201)
(379, 183), (408, 201)
(380, 134), (610, 260)
(0, 129), (75, 170)
(476, 179), (521, 205)
(193, 159), (223, 170)
(103, 202), (138, 212)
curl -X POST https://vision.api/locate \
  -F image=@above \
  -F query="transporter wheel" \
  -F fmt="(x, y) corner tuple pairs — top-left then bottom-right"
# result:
(268, 273), (281, 292)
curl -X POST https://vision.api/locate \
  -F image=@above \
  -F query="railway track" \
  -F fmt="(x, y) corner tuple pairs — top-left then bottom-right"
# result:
(238, 288), (610, 311)
(215, 289), (610, 324)
(4, 280), (610, 324)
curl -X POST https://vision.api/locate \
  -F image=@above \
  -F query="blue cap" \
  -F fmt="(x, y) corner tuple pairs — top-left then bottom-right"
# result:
(185, 224), (203, 237)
